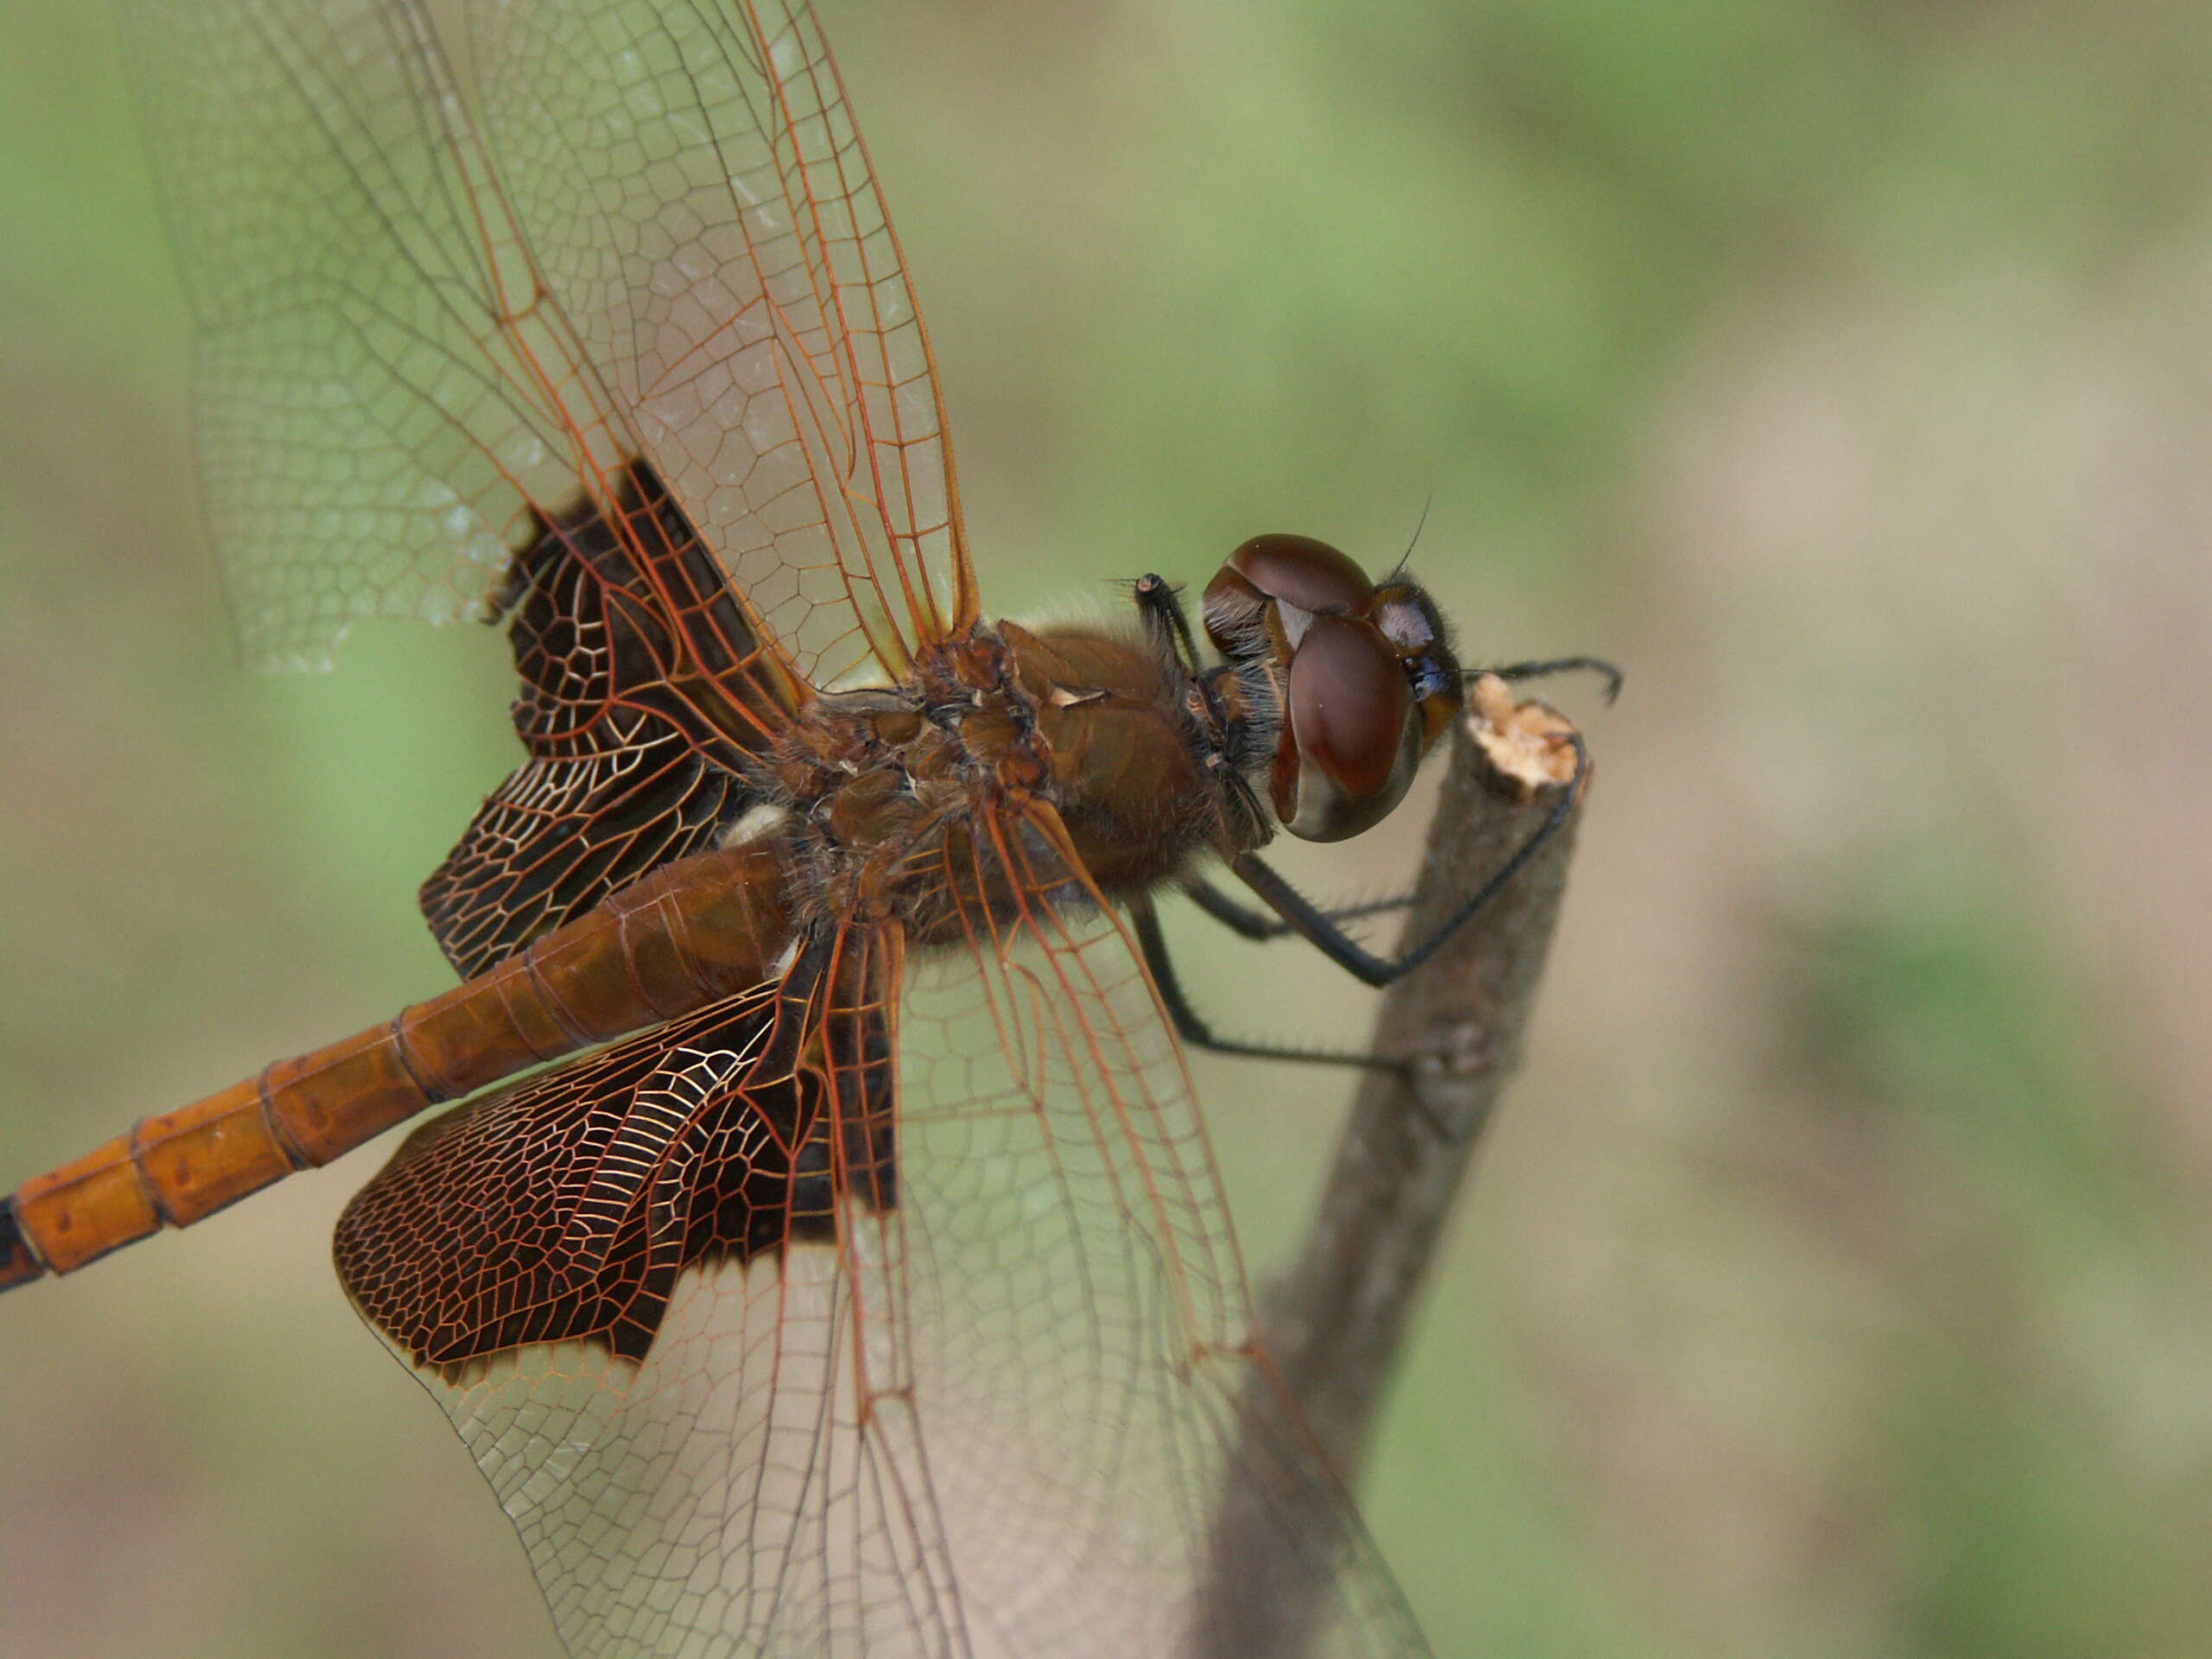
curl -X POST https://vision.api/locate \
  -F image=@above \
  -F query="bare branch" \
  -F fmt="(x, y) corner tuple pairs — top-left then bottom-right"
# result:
(1201, 676), (1591, 1657)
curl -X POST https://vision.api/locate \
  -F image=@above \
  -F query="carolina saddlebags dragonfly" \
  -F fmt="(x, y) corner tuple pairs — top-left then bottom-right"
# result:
(0, 3), (1581, 1655)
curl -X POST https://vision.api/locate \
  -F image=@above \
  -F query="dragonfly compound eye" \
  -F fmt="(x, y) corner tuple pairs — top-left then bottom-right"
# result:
(1275, 613), (1424, 842)
(1202, 532), (1374, 662)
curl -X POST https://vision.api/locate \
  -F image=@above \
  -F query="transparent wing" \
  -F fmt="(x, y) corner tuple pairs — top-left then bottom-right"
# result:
(124, 0), (973, 683)
(337, 805), (1427, 1657)
(882, 801), (1429, 1656)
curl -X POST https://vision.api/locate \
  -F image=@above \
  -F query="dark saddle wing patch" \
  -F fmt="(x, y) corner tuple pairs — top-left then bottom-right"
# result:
(422, 461), (793, 978)
(335, 974), (895, 1380)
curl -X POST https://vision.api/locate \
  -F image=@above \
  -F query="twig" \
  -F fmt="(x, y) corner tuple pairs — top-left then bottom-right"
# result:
(1201, 676), (1590, 1657)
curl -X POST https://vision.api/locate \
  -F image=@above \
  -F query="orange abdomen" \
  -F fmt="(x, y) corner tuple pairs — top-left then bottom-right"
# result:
(0, 842), (792, 1290)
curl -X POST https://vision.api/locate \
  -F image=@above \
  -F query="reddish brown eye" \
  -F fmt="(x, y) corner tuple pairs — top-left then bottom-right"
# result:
(1289, 617), (1411, 797)
(1226, 534), (1372, 616)
(1204, 533), (1374, 662)
(1274, 613), (1421, 842)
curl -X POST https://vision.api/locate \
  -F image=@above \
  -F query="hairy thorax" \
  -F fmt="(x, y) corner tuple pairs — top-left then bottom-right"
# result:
(757, 620), (1252, 950)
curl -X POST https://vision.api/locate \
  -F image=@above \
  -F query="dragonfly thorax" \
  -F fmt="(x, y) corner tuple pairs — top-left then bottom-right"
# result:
(755, 620), (1230, 948)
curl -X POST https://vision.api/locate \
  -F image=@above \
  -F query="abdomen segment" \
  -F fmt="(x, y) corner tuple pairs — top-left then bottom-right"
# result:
(0, 842), (794, 1290)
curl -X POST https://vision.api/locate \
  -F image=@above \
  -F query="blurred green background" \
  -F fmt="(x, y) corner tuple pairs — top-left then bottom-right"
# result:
(4, 2), (2211, 1656)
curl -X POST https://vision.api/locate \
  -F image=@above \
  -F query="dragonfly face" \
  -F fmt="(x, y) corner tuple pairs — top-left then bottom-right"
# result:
(2, 3), (1459, 1655)
(1202, 534), (1465, 842)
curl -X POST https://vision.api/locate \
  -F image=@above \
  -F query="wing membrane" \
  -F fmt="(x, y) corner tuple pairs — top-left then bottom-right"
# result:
(339, 806), (1427, 1657)
(125, 0), (973, 683)
(892, 801), (1425, 1656)
(125, 1), (619, 669)
(468, 0), (976, 683)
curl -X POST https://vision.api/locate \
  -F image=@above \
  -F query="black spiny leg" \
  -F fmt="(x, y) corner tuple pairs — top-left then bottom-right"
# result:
(1180, 876), (1414, 942)
(1130, 899), (1403, 1073)
(1478, 655), (1624, 703)
(1229, 734), (1588, 988)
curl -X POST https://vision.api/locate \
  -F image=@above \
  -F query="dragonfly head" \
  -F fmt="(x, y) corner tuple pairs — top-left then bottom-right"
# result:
(1202, 534), (1464, 842)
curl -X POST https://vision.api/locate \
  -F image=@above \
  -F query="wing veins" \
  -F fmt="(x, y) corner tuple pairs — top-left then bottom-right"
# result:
(238, 3), (576, 495)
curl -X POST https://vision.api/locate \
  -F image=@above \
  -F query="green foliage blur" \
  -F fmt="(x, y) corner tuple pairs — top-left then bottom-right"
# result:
(3, 3), (2209, 1656)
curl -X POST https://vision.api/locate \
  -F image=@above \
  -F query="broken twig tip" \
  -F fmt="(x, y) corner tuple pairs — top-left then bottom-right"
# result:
(1467, 672), (1586, 801)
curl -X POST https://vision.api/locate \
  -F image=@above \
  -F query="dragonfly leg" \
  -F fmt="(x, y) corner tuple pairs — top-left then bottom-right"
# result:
(1129, 899), (1405, 1074)
(1180, 876), (1415, 941)
(1475, 654), (1624, 704)
(1228, 733), (1588, 988)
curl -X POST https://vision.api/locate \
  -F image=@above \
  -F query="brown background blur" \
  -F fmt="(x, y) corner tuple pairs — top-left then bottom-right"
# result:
(4, 3), (2211, 1656)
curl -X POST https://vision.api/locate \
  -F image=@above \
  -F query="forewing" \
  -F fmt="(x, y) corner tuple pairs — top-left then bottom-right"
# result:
(340, 810), (1427, 1657)
(124, 0), (972, 683)
(467, 0), (976, 683)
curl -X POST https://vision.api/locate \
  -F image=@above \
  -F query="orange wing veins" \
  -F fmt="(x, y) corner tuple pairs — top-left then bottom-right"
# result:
(422, 461), (797, 976)
(337, 929), (894, 1377)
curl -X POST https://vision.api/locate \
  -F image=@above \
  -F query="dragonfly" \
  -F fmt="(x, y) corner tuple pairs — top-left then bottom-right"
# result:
(0, 3), (1584, 1655)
